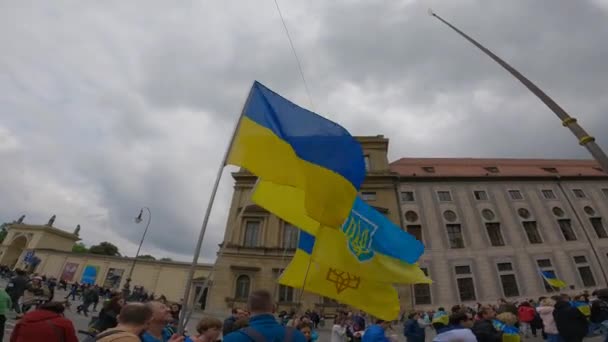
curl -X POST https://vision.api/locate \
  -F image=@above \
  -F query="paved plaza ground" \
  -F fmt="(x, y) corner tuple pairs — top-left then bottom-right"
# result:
(1, 280), (605, 341)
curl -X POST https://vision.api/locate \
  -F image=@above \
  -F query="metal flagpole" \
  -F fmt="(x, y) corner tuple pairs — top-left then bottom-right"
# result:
(182, 179), (260, 328)
(177, 86), (253, 335)
(429, 9), (608, 172)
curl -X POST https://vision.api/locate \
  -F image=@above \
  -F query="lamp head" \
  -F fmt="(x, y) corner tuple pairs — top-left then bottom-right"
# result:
(135, 209), (143, 223)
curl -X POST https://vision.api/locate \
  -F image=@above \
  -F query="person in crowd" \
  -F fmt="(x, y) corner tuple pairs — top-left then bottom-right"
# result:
(516, 301), (535, 338)
(362, 319), (391, 342)
(331, 316), (347, 342)
(432, 307), (449, 330)
(296, 321), (318, 342)
(403, 312), (426, 342)
(192, 317), (222, 342)
(472, 306), (502, 342)
(89, 295), (125, 334)
(233, 317), (250, 330)
(493, 312), (520, 342)
(95, 303), (154, 342)
(65, 282), (79, 301)
(536, 298), (559, 342)
(20, 276), (51, 313)
(141, 301), (184, 342)
(432, 311), (476, 342)
(223, 289), (306, 342)
(223, 308), (247, 336)
(0, 286), (12, 342)
(5, 269), (27, 316)
(78, 284), (99, 317)
(553, 294), (588, 342)
(170, 303), (181, 322)
(9, 301), (78, 342)
(572, 294), (591, 318)
(590, 288), (608, 339)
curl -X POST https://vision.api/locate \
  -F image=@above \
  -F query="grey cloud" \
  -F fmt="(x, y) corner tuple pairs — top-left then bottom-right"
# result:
(1, 0), (608, 262)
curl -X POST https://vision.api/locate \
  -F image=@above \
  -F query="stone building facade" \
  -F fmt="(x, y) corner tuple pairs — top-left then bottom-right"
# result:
(392, 158), (608, 310)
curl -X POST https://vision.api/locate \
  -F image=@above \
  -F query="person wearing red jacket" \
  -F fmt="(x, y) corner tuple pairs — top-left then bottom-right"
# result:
(517, 302), (536, 338)
(10, 301), (78, 342)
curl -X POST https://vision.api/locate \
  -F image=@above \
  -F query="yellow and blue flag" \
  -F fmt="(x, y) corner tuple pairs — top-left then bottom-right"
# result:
(227, 81), (365, 228)
(541, 271), (567, 289)
(572, 301), (591, 317)
(279, 231), (400, 321)
(253, 184), (429, 283)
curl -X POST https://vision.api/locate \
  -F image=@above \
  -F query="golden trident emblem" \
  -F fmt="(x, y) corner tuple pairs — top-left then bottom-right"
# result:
(326, 268), (361, 294)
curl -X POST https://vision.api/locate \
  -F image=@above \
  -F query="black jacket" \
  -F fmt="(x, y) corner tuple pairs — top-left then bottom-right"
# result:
(6, 275), (28, 296)
(471, 319), (502, 342)
(553, 300), (588, 339)
(223, 316), (237, 336)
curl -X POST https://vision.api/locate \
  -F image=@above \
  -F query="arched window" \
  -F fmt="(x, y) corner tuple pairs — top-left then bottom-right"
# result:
(235, 275), (250, 299)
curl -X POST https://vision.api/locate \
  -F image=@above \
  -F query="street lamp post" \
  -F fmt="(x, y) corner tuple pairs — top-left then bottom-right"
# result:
(125, 207), (152, 287)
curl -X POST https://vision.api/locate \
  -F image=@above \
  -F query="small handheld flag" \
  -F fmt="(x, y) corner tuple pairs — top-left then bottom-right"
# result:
(541, 271), (567, 289)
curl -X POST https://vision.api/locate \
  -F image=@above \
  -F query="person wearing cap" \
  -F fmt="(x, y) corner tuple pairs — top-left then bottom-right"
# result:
(362, 319), (392, 342)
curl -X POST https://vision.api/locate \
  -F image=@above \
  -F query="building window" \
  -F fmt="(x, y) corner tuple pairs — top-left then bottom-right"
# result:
(573, 256), (596, 287)
(486, 223), (505, 246)
(481, 209), (496, 221)
(578, 266), (596, 287)
(455, 265), (471, 275)
(278, 284), (294, 302)
(282, 223), (299, 249)
(361, 192), (376, 201)
(518, 208), (531, 219)
(437, 191), (452, 202)
(572, 189), (586, 198)
(235, 275), (250, 299)
(584, 206), (596, 216)
(603, 188), (608, 198)
(446, 224), (465, 248)
(508, 190), (523, 200)
(364, 155), (370, 172)
(590, 218), (608, 238)
(537, 260), (556, 293)
(405, 211), (419, 223)
(422, 166), (435, 173)
(243, 221), (260, 247)
(552, 207), (565, 217)
(407, 225), (423, 242)
(474, 190), (488, 201)
(414, 267), (431, 305)
(558, 219), (577, 241)
(522, 221), (543, 244)
(496, 262), (519, 297)
(454, 265), (476, 301)
(500, 274), (520, 297)
(401, 191), (415, 202)
(541, 189), (556, 199)
(443, 210), (458, 222)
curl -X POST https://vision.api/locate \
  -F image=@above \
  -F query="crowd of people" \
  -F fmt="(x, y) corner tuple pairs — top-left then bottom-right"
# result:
(3, 265), (608, 342)
(402, 291), (608, 342)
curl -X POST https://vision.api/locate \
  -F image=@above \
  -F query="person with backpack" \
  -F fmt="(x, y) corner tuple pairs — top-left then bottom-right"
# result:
(403, 312), (426, 342)
(516, 302), (535, 338)
(9, 301), (78, 342)
(94, 303), (153, 342)
(223, 289), (307, 342)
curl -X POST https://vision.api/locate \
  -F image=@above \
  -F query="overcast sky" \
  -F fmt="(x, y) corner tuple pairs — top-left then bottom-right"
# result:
(2, 0), (608, 263)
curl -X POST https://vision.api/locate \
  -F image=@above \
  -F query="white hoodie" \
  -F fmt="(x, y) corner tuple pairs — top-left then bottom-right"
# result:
(433, 327), (477, 342)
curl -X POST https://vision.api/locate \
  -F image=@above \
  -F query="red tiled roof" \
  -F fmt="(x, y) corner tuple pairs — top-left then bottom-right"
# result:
(389, 158), (606, 178)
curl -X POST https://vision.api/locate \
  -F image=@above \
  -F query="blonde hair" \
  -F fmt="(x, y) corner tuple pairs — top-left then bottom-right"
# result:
(196, 317), (222, 334)
(496, 312), (518, 326)
(540, 298), (556, 307)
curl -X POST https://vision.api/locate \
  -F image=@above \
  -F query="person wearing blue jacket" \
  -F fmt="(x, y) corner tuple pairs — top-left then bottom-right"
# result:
(362, 319), (391, 342)
(223, 289), (306, 342)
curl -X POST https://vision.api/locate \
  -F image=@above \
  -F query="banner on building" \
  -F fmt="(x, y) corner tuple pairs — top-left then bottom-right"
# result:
(60, 262), (79, 282)
(102, 268), (124, 289)
(81, 265), (100, 285)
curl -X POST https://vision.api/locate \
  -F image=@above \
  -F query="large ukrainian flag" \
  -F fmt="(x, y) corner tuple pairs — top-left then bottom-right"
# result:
(541, 271), (567, 288)
(253, 183), (429, 282)
(227, 81), (365, 228)
(279, 231), (400, 321)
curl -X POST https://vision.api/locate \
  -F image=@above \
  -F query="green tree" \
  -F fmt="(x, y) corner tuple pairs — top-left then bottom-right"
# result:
(89, 241), (120, 256)
(136, 254), (156, 260)
(0, 224), (8, 243)
(160, 257), (173, 262)
(72, 242), (88, 253)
